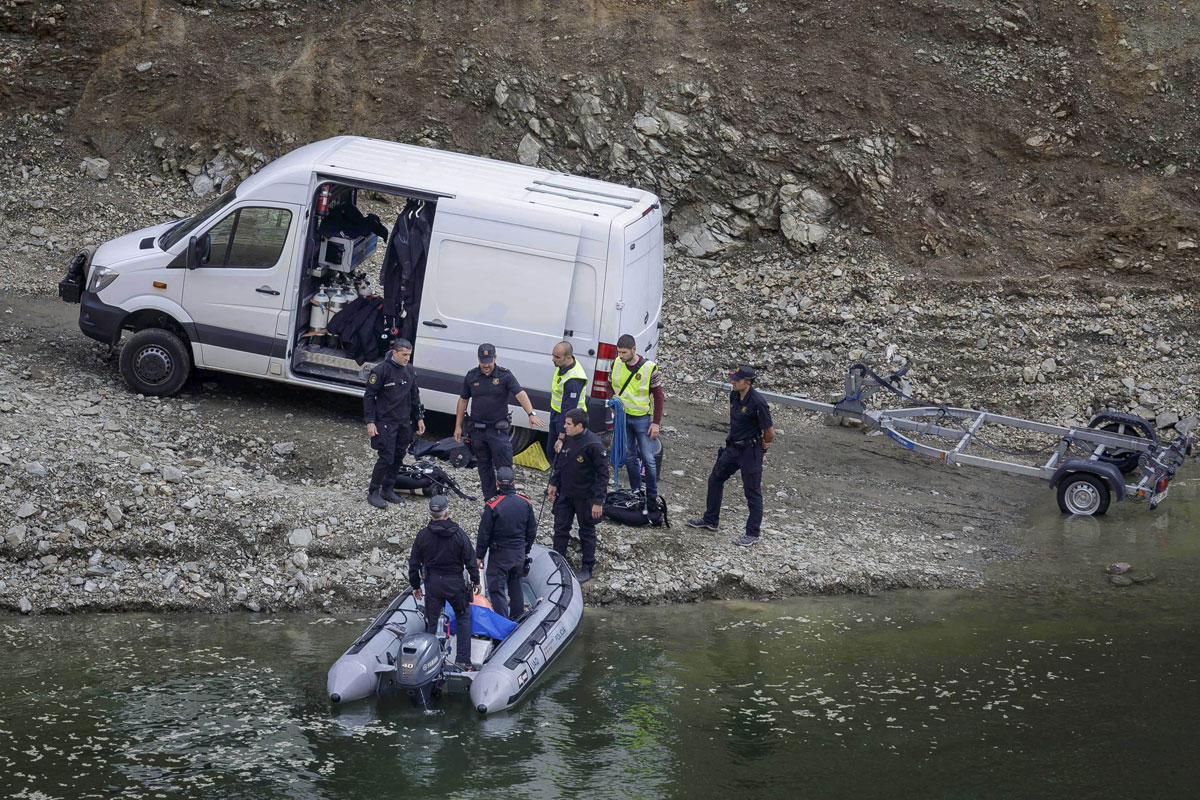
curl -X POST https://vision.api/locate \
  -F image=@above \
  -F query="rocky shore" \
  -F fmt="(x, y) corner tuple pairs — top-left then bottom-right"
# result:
(0, 107), (1196, 617)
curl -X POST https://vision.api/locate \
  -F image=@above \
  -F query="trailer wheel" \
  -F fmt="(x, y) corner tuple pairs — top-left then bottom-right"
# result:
(1056, 473), (1111, 516)
(119, 328), (191, 397)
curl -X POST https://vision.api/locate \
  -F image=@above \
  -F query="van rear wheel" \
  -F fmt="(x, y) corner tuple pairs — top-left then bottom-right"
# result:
(509, 426), (535, 455)
(119, 328), (191, 397)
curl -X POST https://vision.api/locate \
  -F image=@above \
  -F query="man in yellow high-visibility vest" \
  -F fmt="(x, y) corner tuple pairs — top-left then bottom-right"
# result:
(611, 333), (664, 506)
(547, 341), (589, 457)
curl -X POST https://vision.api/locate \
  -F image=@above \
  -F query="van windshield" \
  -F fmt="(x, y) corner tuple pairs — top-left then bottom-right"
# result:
(158, 188), (238, 250)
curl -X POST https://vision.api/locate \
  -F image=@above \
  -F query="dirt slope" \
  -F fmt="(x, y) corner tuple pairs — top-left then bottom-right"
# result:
(2, 0), (1198, 280)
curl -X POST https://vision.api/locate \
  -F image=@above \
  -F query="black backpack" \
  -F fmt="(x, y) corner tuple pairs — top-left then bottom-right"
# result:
(603, 490), (669, 528)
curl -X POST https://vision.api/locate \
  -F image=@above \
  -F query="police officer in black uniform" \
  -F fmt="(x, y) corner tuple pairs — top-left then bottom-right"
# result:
(475, 466), (538, 621)
(549, 407), (610, 583)
(409, 494), (481, 670)
(688, 365), (775, 546)
(364, 338), (426, 509)
(454, 343), (545, 499)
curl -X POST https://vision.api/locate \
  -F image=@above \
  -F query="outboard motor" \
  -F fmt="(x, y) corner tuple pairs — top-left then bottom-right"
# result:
(395, 632), (445, 709)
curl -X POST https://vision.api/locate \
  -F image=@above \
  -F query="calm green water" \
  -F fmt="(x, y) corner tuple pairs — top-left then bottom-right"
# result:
(3, 482), (1198, 799)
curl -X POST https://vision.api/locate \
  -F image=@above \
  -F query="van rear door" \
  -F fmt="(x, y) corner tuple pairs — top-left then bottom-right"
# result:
(415, 196), (582, 408)
(617, 204), (664, 359)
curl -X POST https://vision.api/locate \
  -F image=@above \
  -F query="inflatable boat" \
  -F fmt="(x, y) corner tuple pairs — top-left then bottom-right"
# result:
(326, 544), (583, 714)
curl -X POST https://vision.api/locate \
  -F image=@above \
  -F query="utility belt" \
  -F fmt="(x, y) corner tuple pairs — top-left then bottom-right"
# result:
(726, 437), (762, 448)
(468, 414), (511, 432)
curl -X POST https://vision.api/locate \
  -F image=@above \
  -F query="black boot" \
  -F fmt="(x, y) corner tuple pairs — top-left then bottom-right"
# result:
(381, 487), (406, 504)
(367, 489), (388, 509)
(576, 566), (593, 584)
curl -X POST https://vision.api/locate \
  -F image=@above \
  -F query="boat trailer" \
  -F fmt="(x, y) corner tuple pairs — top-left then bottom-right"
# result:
(713, 363), (1195, 516)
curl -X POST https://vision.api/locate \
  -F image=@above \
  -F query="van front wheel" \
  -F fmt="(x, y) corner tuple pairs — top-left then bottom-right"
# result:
(119, 328), (191, 397)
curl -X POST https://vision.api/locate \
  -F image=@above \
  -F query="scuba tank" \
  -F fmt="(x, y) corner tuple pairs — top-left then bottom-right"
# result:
(327, 286), (348, 349)
(309, 286), (330, 348)
(343, 281), (359, 303)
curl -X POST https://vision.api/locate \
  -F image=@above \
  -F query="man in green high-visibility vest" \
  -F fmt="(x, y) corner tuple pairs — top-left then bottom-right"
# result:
(611, 333), (664, 507)
(547, 341), (590, 457)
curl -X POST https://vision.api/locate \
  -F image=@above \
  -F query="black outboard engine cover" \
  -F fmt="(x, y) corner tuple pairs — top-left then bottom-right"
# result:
(396, 632), (444, 707)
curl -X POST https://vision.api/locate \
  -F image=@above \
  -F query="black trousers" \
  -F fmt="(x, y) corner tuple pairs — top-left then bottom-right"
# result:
(701, 442), (764, 537)
(553, 494), (598, 570)
(546, 411), (565, 458)
(422, 573), (472, 665)
(470, 426), (513, 499)
(369, 420), (413, 491)
(485, 547), (526, 621)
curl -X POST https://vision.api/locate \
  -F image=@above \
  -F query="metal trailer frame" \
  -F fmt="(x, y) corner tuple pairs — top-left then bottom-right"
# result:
(711, 363), (1195, 516)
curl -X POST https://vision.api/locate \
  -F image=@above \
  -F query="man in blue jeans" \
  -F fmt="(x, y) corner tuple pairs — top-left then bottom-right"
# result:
(610, 334), (664, 506)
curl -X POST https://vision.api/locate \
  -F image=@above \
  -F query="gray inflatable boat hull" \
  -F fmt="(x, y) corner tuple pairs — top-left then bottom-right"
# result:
(326, 544), (583, 714)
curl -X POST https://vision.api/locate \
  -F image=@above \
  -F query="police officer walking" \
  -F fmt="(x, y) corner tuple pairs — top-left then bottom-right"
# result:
(364, 338), (426, 509)
(548, 407), (610, 583)
(687, 365), (775, 546)
(408, 495), (481, 670)
(475, 466), (538, 621)
(611, 334), (664, 507)
(454, 343), (545, 499)
(547, 341), (589, 457)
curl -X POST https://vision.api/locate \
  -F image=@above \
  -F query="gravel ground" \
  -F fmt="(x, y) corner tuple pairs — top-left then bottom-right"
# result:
(0, 120), (1195, 616)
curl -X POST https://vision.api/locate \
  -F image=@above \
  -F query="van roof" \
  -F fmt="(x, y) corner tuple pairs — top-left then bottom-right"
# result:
(237, 136), (657, 221)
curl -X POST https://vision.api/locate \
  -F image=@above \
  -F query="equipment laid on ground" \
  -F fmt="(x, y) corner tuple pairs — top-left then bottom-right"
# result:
(326, 544), (582, 714)
(603, 489), (669, 527)
(711, 362), (1194, 517)
(393, 458), (476, 500)
(410, 436), (476, 469)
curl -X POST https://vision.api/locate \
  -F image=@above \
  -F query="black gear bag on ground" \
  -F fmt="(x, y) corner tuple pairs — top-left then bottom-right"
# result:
(393, 464), (436, 496)
(394, 459), (478, 501)
(409, 436), (476, 469)
(603, 490), (669, 528)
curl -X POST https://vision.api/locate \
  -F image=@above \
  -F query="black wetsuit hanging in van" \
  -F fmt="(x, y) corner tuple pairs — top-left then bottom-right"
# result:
(381, 200), (435, 343)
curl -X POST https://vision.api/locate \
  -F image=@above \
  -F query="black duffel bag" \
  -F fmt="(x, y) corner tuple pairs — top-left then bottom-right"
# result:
(394, 464), (435, 496)
(603, 490), (669, 528)
(394, 459), (477, 501)
(409, 436), (476, 469)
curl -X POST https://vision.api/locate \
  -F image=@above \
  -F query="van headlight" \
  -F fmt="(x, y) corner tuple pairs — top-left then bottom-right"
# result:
(88, 265), (119, 293)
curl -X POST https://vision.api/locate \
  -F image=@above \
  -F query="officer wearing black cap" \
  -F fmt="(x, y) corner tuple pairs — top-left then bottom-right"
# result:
(409, 494), (481, 670)
(364, 338), (425, 509)
(688, 365), (775, 546)
(475, 466), (537, 621)
(454, 343), (545, 499)
(549, 407), (610, 583)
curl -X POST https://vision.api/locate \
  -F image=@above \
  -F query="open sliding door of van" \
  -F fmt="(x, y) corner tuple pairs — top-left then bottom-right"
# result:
(618, 205), (665, 360)
(415, 196), (582, 412)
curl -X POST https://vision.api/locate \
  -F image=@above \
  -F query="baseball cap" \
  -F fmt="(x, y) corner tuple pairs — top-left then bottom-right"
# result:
(496, 466), (515, 485)
(729, 365), (757, 381)
(477, 343), (496, 363)
(428, 494), (449, 513)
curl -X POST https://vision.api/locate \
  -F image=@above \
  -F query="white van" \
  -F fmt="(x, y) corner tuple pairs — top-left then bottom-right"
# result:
(59, 136), (664, 449)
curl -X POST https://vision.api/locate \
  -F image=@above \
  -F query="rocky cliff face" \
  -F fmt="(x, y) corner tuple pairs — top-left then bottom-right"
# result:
(3, 0), (1198, 278)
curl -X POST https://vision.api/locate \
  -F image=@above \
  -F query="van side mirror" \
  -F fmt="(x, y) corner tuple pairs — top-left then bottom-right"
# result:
(186, 236), (203, 270)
